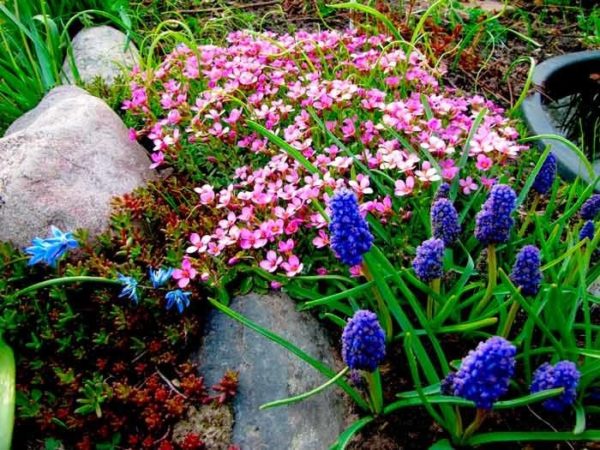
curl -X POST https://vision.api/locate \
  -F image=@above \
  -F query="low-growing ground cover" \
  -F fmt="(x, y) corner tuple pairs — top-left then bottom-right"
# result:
(0, 1), (599, 449)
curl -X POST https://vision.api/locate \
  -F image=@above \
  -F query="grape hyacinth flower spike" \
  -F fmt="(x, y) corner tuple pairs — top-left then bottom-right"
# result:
(413, 238), (445, 318)
(25, 226), (79, 267)
(342, 310), (386, 413)
(580, 221), (595, 242)
(328, 189), (374, 267)
(474, 184), (517, 314)
(531, 152), (557, 195)
(580, 194), (600, 221)
(531, 361), (580, 412)
(510, 245), (542, 297)
(431, 198), (461, 246)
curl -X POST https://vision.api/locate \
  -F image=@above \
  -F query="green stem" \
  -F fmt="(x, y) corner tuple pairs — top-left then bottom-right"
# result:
(473, 245), (497, 316)
(428, 278), (441, 320)
(0, 337), (15, 450)
(500, 299), (520, 338)
(362, 261), (393, 341)
(364, 369), (384, 415)
(462, 408), (488, 441)
(12, 276), (123, 298)
(518, 195), (540, 237)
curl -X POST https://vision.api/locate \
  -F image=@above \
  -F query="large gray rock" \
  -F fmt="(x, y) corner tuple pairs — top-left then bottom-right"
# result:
(62, 25), (139, 86)
(0, 85), (154, 247)
(197, 293), (348, 450)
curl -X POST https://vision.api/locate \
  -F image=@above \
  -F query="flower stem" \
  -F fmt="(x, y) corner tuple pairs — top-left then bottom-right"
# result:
(364, 369), (384, 415)
(500, 299), (520, 338)
(363, 262), (393, 341)
(473, 245), (496, 316)
(518, 195), (540, 237)
(462, 408), (487, 441)
(427, 278), (441, 320)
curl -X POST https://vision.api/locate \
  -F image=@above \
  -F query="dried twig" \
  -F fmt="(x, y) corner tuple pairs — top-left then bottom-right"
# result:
(156, 368), (188, 399)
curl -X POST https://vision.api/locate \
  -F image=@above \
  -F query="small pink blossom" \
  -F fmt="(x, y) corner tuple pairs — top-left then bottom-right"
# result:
(349, 265), (364, 277)
(259, 250), (283, 273)
(312, 230), (330, 248)
(394, 176), (415, 197)
(172, 258), (198, 288)
(281, 255), (303, 277)
(476, 154), (493, 171)
(459, 176), (478, 195)
(278, 239), (295, 253)
(481, 176), (497, 189)
(195, 184), (215, 205)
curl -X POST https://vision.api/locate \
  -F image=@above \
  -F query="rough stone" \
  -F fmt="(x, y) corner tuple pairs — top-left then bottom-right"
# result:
(0, 85), (154, 247)
(197, 293), (348, 450)
(62, 25), (139, 86)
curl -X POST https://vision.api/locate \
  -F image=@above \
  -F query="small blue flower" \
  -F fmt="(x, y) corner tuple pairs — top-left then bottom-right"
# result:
(342, 310), (386, 372)
(532, 153), (557, 195)
(580, 221), (595, 242)
(149, 267), (174, 288)
(431, 198), (461, 246)
(412, 238), (445, 282)
(448, 336), (516, 409)
(510, 245), (542, 296)
(329, 189), (374, 266)
(118, 274), (139, 304)
(25, 226), (78, 267)
(531, 361), (580, 412)
(165, 289), (191, 313)
(475, 184), (517, 245)
(581, 194), (600, 220)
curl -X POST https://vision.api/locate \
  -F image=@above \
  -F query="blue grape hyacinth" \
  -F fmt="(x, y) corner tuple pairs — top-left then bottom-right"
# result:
(118, 274), (139, 304)
(25, 226), (78, 267)
(531, 361), (580, 412)
(412, 238), (445, 282)
(329, 189), (374, 266)
(342, 310), (386, 372)
(431, 198), (461, 246)
(447, 336), (516, 409)
(532, 153), (557, 195)
(165, 289), (192, 313)
(149, 267), (174, 288)
(581, 194), (600, 220)
(475, 184), (517, 245)
(510, 245), (542, 296)
(580, 221), (595, 241)
(434, 182), (451, 201)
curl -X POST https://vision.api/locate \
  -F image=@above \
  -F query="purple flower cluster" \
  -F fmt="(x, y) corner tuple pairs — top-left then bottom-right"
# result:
(510, 245), (542, 296)
(581, 194), (600, 220)
(580, 221), (595, 241)
(531, 361), (580, 412)
(434, 182), (451, 201)
(329, 190), (374, 266)
(342, 310), (386, 372)
(475, 184), (517, 245)
(445, 336), (516, 409)
(412, 238), (445, 282)
(532, 153), (557, 195)
(25, 226), (79, 267)
(431, 198), (461, 246)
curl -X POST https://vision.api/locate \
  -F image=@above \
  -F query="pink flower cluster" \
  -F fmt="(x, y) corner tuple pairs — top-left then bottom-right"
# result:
(125, 29), (527, 281)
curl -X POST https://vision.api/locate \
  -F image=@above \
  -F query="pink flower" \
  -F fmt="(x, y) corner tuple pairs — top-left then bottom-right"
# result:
(278, 239), (295, 253)
(195, 184), (215, 205)
(281, 255), (303, 277)
(476, 154), (493, 171)
(172, 258), (198, 288)
(270, 281), (283, 290)
(459, 176), (478, 195)
(415, 161), (441, 183)
(348, 174), (373, 196)
(259, 250), (283, 273)
(128, 128), (138, 141)
(481, 176), (497, 189)
(349, 265), (364, 277)
(186, 233), (211, 254)
(394, 176), (415, 197)
(312, 230), (329, 248)
(439, 159), (459, 180)
(316, 267), (328, 275)
(150, 151), (165, 169)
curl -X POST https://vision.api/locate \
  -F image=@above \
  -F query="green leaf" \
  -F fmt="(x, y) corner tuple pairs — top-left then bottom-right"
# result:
(0, 338), (15, 450)
(326, 3), (405, 43)
(466, 430), (600, 446)
(329, 416), (374, 450)
(429, 439), (455, 450)
(260, 367), (349, 410)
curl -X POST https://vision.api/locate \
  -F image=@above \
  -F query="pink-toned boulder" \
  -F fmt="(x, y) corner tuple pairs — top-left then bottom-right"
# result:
(0, 86), (154, 247)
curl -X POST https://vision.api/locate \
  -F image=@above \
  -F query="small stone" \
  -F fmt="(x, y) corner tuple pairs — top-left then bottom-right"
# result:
(62, 25), (139, 86)
(197, 293), (348, 450)
(0, 86), (154, 247)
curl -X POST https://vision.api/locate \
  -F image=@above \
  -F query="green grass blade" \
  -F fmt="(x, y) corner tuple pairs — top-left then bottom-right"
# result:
(0, 337), (15, 450)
